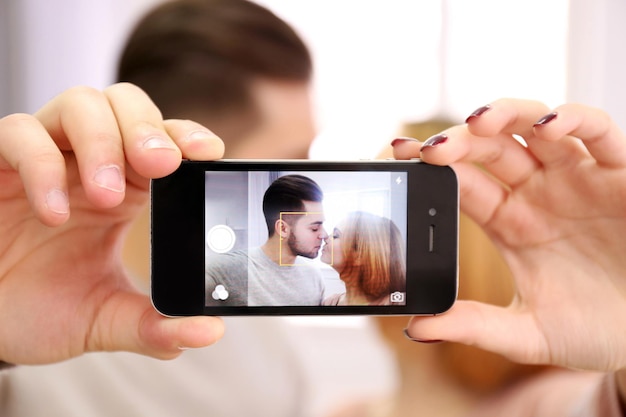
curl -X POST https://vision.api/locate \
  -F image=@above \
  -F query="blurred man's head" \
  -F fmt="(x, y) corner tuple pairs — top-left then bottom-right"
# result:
(117, 0), (316, 158)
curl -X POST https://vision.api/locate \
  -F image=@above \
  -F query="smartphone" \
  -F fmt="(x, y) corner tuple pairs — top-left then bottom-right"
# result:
(151, 159), (458, 316)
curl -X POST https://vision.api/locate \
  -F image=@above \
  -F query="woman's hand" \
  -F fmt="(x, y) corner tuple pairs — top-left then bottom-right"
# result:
(394, 98), (626, 373)
(0, 83), (225, 364)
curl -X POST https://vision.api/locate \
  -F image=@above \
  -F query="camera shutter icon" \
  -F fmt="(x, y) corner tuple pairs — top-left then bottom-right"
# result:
(207, 224), (236, 253)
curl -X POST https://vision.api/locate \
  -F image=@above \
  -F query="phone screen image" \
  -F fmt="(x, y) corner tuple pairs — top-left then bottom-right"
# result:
(203, 170), (408, 308)
(151, 160), (458, 316)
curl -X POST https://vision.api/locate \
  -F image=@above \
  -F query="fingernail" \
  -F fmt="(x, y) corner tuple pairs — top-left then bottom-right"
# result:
(142, 136), (176, 150)
(421, 133), (448, 149)
(45, 188), (69, 214)
(465, 104), (492, 123)
(391, 137), (420, 147)
(93, 165), (125, 193)
(403, 328), (443, 344)
(185, 130), (217, 141)
(534, 112), (558, 126)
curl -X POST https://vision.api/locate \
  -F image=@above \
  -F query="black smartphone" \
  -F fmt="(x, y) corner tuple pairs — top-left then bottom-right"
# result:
(151, 159), (458, 316)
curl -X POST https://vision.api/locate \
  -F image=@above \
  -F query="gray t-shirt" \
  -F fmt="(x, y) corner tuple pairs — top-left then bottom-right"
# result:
(206, 247), (325, 306)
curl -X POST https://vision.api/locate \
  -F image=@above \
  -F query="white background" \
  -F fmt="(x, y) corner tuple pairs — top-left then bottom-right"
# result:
(6, 0), (626, 151)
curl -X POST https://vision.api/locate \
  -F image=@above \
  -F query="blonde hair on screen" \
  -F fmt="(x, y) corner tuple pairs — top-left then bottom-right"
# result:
(340, 211), (406, 302)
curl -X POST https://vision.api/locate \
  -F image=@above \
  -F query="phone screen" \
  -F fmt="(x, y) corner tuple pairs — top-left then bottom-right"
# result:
(203, 170), (408, 307)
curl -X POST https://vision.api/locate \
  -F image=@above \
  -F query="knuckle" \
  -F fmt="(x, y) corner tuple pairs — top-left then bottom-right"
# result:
(16, 147), (64, 174)
(106, 81), (142, 92)
(0, 113), (37, 130)
(104, 82), (156, 107)
(30, 147), (64, 165)
(58, 86), (109, 116)
(63, 85), (105, 103)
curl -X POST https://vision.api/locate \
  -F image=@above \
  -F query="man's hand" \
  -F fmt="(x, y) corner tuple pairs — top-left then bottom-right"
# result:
(0, 83), (225, 364)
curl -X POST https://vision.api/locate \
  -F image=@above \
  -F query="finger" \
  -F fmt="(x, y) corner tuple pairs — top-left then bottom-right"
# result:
(391, 133), (519, 228)
(410, 124), (539, 193)
(0, 113), (70, 226)
(104, 83), (182, 182)
(391, 135), (509, 226)
(465, 98), (551, 140)
(448, 162), (509, 227)
(525, 134), (589, 169)
(391, 136), (423, 159)
(405, 300), (549, 365)
(462, 98), (558, 187)
(163, 119), (225, 162)
(139, 312), (225, 358)
(464, 98), (582, 178)
(392, 121), (541, 191)
(35, 86), (129, 208)
(432, 134), (537, 189)
(532, 103), (626, 168)
(89, 292), (225, 359)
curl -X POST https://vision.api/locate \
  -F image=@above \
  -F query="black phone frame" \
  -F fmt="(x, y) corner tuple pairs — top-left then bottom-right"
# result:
(151, 159), (458, 316)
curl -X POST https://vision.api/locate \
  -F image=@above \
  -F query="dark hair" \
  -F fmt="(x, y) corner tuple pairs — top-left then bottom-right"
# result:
(116, 0), (312, 137)
(262, 174), (323, 237)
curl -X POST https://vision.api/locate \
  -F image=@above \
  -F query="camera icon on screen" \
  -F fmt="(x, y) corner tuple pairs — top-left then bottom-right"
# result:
(390, 291), (405, 303)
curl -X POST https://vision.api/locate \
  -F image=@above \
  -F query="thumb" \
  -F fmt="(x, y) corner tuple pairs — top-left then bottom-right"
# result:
(405, 300), (549, 365)
(138, 310), (226, 358)
(90, 292), (225, 359)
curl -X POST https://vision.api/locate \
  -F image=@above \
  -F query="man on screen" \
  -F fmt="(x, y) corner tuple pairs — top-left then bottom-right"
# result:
(206, 174), (328, 306)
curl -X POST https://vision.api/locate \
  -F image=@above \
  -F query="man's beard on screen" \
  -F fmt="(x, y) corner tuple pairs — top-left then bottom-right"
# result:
(287, 231), (320, 259)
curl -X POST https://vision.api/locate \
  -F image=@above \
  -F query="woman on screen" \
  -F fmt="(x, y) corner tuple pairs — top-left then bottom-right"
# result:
(321, 211), (406, 305)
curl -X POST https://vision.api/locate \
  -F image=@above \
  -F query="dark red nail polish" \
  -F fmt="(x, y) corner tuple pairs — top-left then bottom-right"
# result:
(534, 112), (558, 126)
(421, 133), (448, 149)
(403, 328), (444, 344)
(390, 137), (420, 147)
(465, 104), (492, 123)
